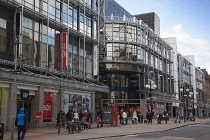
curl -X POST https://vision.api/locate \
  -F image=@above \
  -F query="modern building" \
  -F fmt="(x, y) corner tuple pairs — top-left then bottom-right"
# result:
(0, 0), (109, 130)
(99, 0), (174, 118)
(134, 12), (160, 36)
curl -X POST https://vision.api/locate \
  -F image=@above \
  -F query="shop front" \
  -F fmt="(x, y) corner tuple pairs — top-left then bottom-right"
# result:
(0, 83), (9, 127)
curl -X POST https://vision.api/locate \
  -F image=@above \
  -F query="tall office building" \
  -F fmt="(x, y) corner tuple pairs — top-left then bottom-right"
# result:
(134, 12), (160, 36)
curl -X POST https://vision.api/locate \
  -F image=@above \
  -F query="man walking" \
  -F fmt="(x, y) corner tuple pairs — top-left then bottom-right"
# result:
(15, 108), (27, 140)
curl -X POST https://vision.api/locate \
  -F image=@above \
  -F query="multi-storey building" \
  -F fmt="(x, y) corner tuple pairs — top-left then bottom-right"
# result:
(198, 67), (208, 117)
(99, 0), (174, 118)
(104, 0), (132, 18)
(0, 0), (109, 130)
(134, 12), (160, 36)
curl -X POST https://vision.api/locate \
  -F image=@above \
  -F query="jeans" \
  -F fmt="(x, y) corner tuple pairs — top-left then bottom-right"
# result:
(17, 125), (26, 140)
(123, 118), (127, 124)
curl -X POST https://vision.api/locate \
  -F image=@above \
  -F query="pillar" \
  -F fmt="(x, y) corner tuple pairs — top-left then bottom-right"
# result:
(30, 86), (44, 128)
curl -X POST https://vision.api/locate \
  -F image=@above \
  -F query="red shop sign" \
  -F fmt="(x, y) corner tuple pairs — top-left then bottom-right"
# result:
(34, 112), (42, 120)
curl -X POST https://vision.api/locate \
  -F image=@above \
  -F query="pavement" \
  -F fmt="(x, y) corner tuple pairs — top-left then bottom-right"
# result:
(3, 118), (210, 140)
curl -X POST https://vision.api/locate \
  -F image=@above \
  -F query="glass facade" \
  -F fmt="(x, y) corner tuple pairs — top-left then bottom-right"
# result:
(104, 0), (132, 18)
(100, 22), (172, 73)
(9, 0), (100, 79)
(0, 18), (14, 61)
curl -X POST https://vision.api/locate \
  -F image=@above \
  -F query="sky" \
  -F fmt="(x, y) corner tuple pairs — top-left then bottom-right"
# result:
(114, 0), (210, 73)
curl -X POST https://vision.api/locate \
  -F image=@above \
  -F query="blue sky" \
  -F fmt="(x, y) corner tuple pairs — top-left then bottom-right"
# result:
(114, 0), (210, 73)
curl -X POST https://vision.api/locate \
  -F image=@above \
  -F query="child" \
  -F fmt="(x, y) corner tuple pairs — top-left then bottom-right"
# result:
(96, 115), (103, 128)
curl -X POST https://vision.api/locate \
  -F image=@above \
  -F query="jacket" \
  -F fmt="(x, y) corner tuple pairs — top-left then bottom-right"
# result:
(122, 112), (127, 118)
(15, 108), (26, 126)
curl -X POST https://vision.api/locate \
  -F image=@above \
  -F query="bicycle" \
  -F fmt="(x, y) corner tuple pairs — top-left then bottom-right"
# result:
(67, 121), (82, 134)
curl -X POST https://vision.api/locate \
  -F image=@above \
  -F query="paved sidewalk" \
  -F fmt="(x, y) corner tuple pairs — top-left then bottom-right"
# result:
(3, 118), (210, 140)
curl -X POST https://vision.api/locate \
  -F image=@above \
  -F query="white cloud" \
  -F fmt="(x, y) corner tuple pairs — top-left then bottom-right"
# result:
(161, 24), (210, 73)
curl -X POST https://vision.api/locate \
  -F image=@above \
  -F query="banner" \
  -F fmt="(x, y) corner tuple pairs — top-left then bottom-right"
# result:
(43, 93), (52, 120)
(62, 32), (67, 68)
(93, 45), (98, 76)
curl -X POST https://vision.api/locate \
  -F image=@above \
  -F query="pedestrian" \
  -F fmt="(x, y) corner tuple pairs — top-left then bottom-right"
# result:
(132, 110), (138, 124)
(146, 110), (153, 124)
(81, 116), (89, 130)
(66, 109), (73, 122)
(122, 110), (127, 125)
(73, 111), (79, 121)
(96, 114), (103, 128)
(15, 108), (27, 140)
(61, 111), (66, 126)
(119, 108), (123, 124)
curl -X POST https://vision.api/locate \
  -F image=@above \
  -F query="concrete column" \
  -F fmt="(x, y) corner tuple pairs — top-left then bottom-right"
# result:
(30, 86), (44, 128)
(141, 99), (146, 118)
(7, 83), (17, 130)
(92, 92), (95, 120)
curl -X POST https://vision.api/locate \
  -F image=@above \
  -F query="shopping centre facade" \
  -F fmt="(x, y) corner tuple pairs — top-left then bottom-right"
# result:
(0, 0), (109, 130)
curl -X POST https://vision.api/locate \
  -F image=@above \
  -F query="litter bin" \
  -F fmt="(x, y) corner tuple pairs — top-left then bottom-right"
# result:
(138, 114), (143, 123)
(0, 122), (4, 140)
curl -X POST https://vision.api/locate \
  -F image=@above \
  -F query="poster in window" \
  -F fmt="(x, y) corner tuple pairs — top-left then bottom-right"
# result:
(77, 95), (82, 104)
(63, 93), (69, 114)
(85, 96), (91, 111)
(43, 93), (52, 120)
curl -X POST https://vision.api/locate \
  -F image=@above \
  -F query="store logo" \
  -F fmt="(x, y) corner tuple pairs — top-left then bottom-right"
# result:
(21, 89), (29, 100)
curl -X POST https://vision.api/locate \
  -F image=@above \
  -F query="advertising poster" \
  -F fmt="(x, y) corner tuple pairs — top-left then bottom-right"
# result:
(63, 94), (69, 114)
(85, 96), (91, 111)
(43, 93), (52, 120)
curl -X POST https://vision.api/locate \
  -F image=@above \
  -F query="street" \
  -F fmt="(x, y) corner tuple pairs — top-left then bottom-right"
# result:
(99, 122), (210, 140)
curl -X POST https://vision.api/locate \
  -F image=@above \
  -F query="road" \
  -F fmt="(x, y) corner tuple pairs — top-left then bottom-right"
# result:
(99, 122), (210, 140)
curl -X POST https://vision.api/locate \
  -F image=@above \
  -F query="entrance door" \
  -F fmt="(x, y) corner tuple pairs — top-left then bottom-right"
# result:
(17, 100), (31, 123)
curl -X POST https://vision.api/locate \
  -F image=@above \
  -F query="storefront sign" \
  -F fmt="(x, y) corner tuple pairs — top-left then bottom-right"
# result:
(130, 78), (139, 86)
(62, 32), (67, 68)
(34, 112), (42, 120)
(21, 89), (29, 100)
(43, 93), (52, 120)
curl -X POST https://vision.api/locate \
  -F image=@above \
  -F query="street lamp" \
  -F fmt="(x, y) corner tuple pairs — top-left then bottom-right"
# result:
(145, 81), (157, 111)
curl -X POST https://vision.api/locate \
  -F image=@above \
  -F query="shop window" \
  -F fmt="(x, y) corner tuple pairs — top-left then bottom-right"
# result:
(0, 88), (9, 125)
(43, 93), (53, 122)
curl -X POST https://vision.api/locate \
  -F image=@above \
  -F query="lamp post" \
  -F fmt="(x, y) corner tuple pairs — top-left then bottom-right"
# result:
(145, 80), (157, 111)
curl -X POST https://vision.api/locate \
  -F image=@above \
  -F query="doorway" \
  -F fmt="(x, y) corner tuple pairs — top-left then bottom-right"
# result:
(17, 100), (31, 123)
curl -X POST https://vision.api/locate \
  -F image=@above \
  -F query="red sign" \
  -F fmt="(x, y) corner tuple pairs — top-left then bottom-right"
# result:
(62, 32), (67, 68)
(43, 93), (52, 120)
(34, 112), (42, 120)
